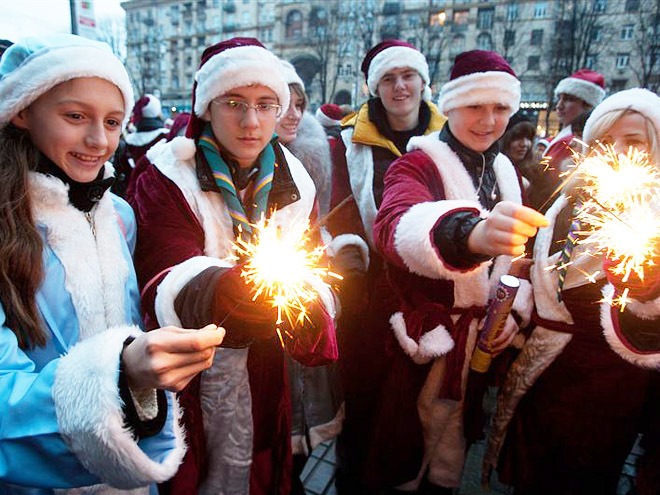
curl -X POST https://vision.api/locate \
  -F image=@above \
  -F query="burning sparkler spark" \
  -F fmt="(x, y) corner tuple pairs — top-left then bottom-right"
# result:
(555, 146), (660, 309)
(231, 214), (341, 343)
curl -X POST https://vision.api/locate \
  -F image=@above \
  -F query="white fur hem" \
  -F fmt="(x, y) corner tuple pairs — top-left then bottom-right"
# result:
(393, 200), (489, 280)
(512, 279), (533, 327)
(327, 234), (370, 271)
(155, 256), (232, 327)
(125, 128), (168, 147)
(600, 286), (660, 368)
(53, 325), (186, 488)
(390, 312), (454, 365)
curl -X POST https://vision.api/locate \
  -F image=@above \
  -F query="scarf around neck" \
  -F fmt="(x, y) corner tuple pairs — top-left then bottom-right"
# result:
(197, 123), (276, 237)
(36, 153), (114, 212)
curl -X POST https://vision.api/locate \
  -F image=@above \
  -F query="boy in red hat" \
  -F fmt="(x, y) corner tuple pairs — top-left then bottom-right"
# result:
(130, 38), (338, 495)
(534, 69), (606, 209)
(369, 50), (547, 494)
(326, 39), (446, 495)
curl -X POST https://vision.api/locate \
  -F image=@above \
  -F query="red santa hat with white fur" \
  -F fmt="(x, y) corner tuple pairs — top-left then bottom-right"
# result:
(437, 50), (520, 117)
(554, 69), (606, 108)
(184, 37), (290, 140)
(361, 39), (432, 101)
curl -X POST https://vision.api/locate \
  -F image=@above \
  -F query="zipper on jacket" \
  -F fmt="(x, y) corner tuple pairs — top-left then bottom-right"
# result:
(85, 211), (97, 239)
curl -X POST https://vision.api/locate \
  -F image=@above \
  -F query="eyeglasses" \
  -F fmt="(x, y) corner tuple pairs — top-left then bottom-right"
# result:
(212, 98), (282, 118)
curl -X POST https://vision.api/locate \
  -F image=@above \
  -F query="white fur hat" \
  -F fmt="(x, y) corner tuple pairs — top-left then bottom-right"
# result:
(280, 60), (305, 90)
(362, 39), (432, 101)
(193, 38), (290, 118)
(0, 34), (134, 127)
(583, 88), (660, 153)
(437, 50), (520, 117)
(554, 69), (606, 107)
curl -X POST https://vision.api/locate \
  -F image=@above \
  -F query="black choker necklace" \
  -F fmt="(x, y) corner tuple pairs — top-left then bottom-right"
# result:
(36, 154), (115, 212)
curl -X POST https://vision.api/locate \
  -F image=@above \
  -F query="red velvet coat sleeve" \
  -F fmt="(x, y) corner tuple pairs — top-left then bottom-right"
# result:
(130, 161), (206, 329)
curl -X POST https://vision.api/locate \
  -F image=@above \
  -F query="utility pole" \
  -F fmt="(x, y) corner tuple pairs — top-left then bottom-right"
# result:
(70, 0), (78, 35)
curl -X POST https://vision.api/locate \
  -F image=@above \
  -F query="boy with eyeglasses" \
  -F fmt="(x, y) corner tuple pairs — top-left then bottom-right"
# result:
(130, 38), (338, 495)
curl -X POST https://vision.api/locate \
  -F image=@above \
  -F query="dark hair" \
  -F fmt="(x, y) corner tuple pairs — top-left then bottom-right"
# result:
(0, 125), (47, 349)
(501, 120), (536, 155)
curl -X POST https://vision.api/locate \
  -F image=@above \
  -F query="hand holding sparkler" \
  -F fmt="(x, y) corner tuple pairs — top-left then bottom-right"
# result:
(467, 201), (549, 257)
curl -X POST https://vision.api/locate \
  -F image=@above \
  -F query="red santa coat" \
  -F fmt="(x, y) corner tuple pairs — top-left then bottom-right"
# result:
(369, 132), (532, 490)
(130, 136), (338, 495)
(483, 194), (660, 494)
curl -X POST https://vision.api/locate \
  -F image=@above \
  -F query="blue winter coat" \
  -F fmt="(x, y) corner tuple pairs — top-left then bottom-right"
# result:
(0, 172), (185, 494)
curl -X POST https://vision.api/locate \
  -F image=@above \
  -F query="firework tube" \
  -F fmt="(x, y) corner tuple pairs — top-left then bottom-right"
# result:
(470, 275), (520, 373)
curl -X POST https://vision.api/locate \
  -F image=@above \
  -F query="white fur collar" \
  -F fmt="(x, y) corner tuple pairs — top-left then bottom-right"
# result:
(29, 171), (128, 340)
(125, 128), (168, 147)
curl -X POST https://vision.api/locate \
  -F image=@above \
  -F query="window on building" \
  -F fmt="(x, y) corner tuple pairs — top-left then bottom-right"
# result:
(197, 36), (205, 46)
(586, 54), (598, 69)
(285, 10), (303, 39)
(184, 37), (192, 48)
(449, 34), (465, 56)
(593, 0), (607, 12)
(408, 15), (420, 28)
(453, 10), (469, 26)
(621, 25), (634, 40)
(528, 55), (540, 70)
(507, 3), (519, 21)
(429, 11), (447, 27)
(477, 7), (494, 30)
(625, 0), (640, 11)
(185, 55), (192, 67)
(477, 32), (493, 51)
(616, 53), (630, 69)
(611, 78), (627, 91)
(172, 76), (179, 90)
(534, 2), (548, 18)
(590, 26), (602, 42)
(504, 29), (516, 48)
(531, 29), (543, 45)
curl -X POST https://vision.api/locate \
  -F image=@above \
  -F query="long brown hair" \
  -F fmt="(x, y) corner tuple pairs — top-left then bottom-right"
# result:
(0, 124), (47, 348)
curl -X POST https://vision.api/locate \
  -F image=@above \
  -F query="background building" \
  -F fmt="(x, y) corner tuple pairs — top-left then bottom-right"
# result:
(121, 0), (660, 136)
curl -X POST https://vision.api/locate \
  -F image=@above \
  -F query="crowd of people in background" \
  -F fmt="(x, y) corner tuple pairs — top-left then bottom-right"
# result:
(0, 29), (658, 495)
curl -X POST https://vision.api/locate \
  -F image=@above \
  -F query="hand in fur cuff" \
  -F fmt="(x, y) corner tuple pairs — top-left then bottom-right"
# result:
(122, 324), (224, 392)
(467, 201), (548, 257)
(283, 297), (338, 367)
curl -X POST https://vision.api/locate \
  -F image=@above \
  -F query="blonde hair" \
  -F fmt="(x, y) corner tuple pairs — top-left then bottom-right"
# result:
(586, 108), (659, 163)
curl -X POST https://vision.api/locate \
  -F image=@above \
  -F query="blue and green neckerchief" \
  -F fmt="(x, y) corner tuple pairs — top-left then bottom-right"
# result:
(198, 123), (275, 238)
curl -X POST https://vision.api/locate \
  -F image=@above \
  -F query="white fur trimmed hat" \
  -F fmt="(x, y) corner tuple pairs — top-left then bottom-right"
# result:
(438, 50), (520, 117)
(0, 34), (134, 128)
(193, 37), (290, 119)
(554, 69), (606, 107)
(361, 39), (432, 101)
(583, 88), (660, 154)
(280, 59), (305, 90)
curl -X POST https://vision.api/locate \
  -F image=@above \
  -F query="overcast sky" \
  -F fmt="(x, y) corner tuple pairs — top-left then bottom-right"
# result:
(0, 0), (125, 43)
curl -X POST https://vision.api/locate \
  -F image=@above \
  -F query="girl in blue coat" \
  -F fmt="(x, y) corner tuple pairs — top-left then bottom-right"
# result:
(0, 34), (224, 494)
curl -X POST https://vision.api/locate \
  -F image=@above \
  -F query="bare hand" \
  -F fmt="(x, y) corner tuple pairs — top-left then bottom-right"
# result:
(488, 314), (519, 354)
(123, 324), (225, 392)
(467, 201), (548, 257)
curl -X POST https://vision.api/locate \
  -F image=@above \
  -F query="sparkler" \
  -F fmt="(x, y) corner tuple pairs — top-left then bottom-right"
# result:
(230, 213), (342, 345)
(552, 145), (660, 310)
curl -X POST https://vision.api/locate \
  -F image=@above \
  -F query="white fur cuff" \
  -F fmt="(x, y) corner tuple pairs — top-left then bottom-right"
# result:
(327, 234), (370, 272)
(390, 312), (454, 365)
(393, 200), (489, 280)
(155, 256), (233, 327)
(53, 325), (186, 488)
(601, 286), (660, 368)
